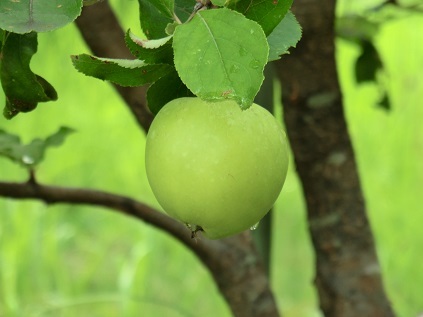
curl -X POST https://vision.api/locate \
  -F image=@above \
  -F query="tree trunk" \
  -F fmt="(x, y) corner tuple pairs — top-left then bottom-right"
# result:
(274, 1), (395, 316)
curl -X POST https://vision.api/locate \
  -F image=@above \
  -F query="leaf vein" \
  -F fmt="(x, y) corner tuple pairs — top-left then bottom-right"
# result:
(197, 12), (231, 85)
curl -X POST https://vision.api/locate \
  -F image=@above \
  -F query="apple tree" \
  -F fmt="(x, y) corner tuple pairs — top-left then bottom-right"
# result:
(0, 0), (400, 316)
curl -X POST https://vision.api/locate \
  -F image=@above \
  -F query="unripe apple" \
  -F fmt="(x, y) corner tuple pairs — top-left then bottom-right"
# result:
(145, 97), (289, 239)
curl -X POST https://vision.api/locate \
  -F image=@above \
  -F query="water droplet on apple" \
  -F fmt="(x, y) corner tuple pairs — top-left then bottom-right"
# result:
(250, 221), (260, 231)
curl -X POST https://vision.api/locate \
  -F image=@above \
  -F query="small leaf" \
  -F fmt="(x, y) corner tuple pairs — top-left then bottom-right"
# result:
(0, 126), (75, 167)
(0, 130), (21, 152)
(0, 32), (58, 119)
(125, 30), (174, 64)
(229, 0), (293, 35)
(173, 8), (269, 109)
(267, 11), (302, 61)
(0, 0), (83, 33)
(165, 22), (179, 35)
(71, 54), (172, 87)
(147, 69), (194, 114)
(45, 127), (76, 147)
(336, 16), (379, 42)
(138, 0), (174, 39)
(355, 40), (383, 84)
(377, 92), (391, 111)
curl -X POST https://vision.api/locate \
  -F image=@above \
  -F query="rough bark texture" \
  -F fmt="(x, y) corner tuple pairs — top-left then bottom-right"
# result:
(274, 1), (395, 316)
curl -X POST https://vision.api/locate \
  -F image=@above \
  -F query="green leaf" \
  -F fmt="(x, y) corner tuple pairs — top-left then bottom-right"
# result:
(336, 16), (379, 42)
(211, 0), (226, 6)
(267, 11), (302, 61)
(125, 30), (174, 64)
(138, 0), (198, 38)
(0, 29), (5, 47)
(377, 92), (390, 111)
(173, 8), (269, 109)
(0, 0), (83, 34)
(147, 69), (194, 114)
(211, 0), (242, 6)
(0, 130), (20, 151)
(0, 32), (58, 119)
(71, 54), (173, 87)
(0, 126), (75, 167)
(165, 22), (179, 35)
(44, 127), (75, 147)
(174, 0), (196, 23)
(355, 40), (382, 84)
(138, 0), (174, 39)
(229, 0), (293, 35)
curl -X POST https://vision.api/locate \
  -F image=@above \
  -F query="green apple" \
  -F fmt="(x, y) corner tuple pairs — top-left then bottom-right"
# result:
(145, 97), (289, 239)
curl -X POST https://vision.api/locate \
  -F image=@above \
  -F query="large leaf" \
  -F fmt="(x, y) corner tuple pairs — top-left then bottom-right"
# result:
(0, 0), (83, 34)
(147, 69), (193, 114)
(0, 32), (58, 119)
(0, 127), (75, 167)
(267, 11), (302, 61)
(71, 54), (173, 87)
(229, 0), (293, 35)
(173, 8), (269, 109)
(125, 30), (174, 64)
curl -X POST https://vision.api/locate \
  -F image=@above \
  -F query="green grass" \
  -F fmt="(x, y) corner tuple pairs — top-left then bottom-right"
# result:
(1, 2), (422, 317)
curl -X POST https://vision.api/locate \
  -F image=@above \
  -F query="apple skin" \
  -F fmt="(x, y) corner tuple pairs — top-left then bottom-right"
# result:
(145, 97), (289, 239)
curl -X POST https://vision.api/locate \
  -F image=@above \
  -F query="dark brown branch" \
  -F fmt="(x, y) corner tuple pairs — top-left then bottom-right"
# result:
(74, 1), (154, 132)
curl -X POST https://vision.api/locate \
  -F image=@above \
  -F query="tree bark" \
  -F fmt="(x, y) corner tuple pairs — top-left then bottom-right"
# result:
(274, 1), (395, 316)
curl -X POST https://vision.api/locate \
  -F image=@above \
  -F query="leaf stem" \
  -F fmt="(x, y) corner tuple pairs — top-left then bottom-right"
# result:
(173, 12), (182, 24)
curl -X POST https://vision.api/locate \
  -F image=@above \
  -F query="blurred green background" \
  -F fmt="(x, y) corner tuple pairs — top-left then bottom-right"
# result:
(0, 1), (422, 316)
